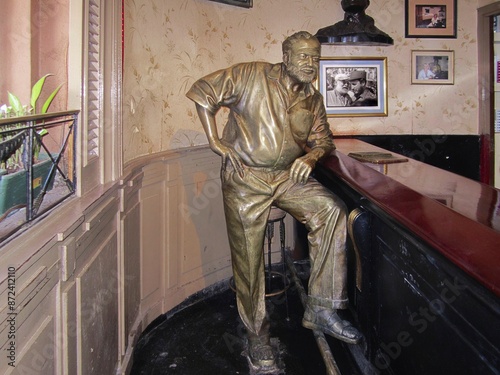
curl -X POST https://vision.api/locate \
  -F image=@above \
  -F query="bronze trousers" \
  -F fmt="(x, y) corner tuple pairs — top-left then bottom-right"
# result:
(222, 164), (348, 337)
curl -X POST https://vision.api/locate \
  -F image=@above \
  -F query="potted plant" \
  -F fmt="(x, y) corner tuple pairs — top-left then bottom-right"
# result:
(0, 74), (62, 216)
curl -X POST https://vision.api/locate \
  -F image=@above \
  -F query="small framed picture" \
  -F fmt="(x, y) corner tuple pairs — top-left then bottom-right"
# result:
(209, 0), (253, 8)
(318, 57), (388, 117)
(411, 50), (454, 84)
(405, 0), (457, 38)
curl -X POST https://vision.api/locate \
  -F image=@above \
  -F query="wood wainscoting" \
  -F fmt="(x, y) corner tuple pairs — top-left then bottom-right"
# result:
(0, 146), (295, 374)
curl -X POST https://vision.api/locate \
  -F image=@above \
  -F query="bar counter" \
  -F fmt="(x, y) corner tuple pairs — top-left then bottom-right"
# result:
(313, 139), (499, 374)
(323, 139), (499, 296)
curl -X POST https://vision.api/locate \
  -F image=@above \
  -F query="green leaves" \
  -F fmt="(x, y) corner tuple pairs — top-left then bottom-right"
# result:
(30, 74), (51, 109)
(1, 75), (63, 169)
(7, 92), (24, 116)
(30, 73), (63, 114)
(3, 74), (62, 117)
(41, 83), (63, 114)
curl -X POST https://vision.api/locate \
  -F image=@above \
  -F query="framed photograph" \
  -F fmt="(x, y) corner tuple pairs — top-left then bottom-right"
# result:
(209, 0), (253, 8)
(318, 57), (388, 117)
(405, 0), (457, 38)
(411, 50), (454, 84)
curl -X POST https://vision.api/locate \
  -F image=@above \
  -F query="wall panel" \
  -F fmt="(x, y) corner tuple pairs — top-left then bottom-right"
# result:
(76, 234), (119, 375)
(0, 146), (290, 374)
(139, 161), (167, 323)
(61, 282), (78, 375)
(6, 316), (56, 375)
(120, 174), (142, 354)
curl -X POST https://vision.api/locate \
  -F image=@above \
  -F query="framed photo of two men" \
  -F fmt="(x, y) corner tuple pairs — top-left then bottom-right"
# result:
(318, 57), (388, 117)
(405, 0), (457, 38)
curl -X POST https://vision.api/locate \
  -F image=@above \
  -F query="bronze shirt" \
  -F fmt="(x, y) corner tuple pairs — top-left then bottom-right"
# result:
(186, 61), (334, 169)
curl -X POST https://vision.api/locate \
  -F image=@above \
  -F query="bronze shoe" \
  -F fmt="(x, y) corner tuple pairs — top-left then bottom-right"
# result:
(302, 306), (362, 344)
(247, 334), (276, 368)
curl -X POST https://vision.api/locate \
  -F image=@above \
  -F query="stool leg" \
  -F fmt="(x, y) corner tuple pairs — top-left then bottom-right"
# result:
(279, 218), (290, 321)
(266, 221), (274, 294)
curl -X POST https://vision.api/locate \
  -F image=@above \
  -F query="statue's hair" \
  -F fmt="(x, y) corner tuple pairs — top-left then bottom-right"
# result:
(282, 31), (319, 55)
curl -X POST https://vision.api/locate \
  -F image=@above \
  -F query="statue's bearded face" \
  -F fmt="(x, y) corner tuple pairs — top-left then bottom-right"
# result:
(284, 38), (321, 84)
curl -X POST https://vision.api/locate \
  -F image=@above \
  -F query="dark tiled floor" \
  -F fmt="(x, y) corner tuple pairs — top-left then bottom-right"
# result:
(130, 264), (360, 375)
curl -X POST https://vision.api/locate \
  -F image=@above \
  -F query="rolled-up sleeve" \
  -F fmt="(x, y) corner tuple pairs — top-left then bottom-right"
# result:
(186, 64), (247, 113)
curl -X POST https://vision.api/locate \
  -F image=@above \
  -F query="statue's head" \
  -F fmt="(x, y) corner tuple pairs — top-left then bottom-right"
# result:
(341, 0), (370, 13)
(282, 31), (321, 84)
(282, 31), (320, 57)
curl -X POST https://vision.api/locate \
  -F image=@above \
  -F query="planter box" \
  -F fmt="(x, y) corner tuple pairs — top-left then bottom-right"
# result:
(0, 154), (55, 215)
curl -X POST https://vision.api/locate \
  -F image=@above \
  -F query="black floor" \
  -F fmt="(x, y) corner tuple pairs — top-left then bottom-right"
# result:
(130, 264), (361, 375)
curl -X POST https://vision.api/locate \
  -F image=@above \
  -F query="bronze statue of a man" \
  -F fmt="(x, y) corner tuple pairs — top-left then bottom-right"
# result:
(187, 31), (361, 370)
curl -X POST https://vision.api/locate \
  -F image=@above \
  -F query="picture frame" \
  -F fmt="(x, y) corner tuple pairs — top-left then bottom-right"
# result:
(318, 57), (388, 117)
(405, 0), (457, 38)
(209, 0), (253, 8)
(411, 50), (454, 84)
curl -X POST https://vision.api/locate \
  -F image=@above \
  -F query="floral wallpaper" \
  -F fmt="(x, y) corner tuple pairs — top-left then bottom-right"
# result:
(123, 0), (480, 163)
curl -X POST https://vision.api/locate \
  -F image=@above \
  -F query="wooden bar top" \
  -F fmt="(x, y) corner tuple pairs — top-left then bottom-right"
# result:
(319, 139), (500, 297)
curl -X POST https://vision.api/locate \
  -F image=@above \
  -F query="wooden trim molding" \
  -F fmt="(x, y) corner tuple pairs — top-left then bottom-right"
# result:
(477, 2), (500, 184)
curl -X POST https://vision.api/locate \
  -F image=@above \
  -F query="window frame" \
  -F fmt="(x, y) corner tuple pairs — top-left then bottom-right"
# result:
(69, 0), (123, 196)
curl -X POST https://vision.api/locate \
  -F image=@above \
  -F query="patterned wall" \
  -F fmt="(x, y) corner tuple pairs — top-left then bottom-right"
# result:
(123, 0), (479, 163)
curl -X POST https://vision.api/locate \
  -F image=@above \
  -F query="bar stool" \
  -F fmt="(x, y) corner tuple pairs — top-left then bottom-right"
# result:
(229, 207), (290, 300)
(264, 206), (289, 298)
